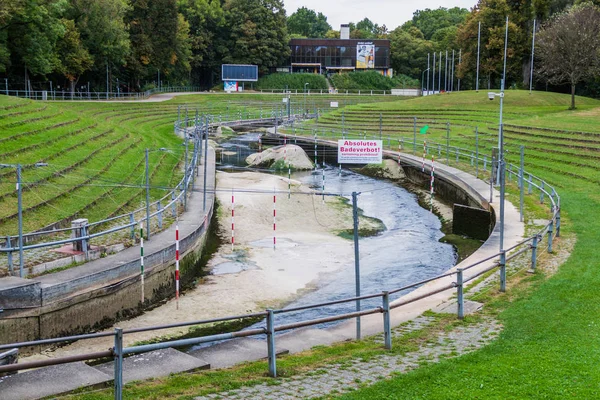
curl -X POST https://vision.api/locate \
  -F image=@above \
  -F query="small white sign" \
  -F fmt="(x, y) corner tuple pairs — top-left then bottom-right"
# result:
(330, 101), (339, 108)
(338, 140), (382, 164)
(282, 98), (288, 103)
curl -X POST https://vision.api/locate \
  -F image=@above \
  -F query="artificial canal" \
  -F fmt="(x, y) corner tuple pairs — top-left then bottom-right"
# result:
(206, 132), (457, 330)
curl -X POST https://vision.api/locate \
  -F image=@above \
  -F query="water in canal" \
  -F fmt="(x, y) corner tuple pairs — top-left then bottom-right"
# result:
(213, 133), (456, 329)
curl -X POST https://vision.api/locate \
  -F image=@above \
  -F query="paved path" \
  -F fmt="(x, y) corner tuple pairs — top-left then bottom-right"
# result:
(196, 316), (502, 400)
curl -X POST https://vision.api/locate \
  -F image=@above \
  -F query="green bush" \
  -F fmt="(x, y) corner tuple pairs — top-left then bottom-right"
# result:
(330, 71), (419, 90)
(256, 73), (328, 90)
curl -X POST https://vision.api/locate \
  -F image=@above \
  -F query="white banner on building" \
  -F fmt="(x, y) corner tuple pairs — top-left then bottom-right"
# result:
(337, 140), (382, 164)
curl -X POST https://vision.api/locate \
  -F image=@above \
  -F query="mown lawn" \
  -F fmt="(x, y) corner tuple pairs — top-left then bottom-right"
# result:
(333, 92), (600, 399)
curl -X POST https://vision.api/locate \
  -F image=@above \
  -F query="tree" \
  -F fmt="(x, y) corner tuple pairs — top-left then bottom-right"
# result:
(55, 18), (92, 94)
(178, 0), (227, 86)
(389, 27), (434, 78)
(1, 0), (67, 78)
(223, 0), (290, 72)
(127, 0), (191, 87)
(536, 2), (600, 109)
(411, 7), (469, 40)
(66, 0), (131, 73)
(287, 7), (331, 38)
(455, 0), (523, 89)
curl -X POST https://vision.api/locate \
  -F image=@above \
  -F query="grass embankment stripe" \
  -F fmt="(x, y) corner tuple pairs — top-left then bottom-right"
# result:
(0, 138), (140, 229)
(0, 104), (49, 120)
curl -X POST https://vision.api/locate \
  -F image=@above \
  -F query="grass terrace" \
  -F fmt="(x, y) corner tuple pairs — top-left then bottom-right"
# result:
(0, 92), (397, 275)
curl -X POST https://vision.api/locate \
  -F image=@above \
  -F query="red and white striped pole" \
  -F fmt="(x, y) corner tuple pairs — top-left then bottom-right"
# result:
(140, 221), (144, 304)
(231, 189), (235, 250)
(422, 140), (427, 172)
(273, 189), (276, 250)
(430, 155), (435, 212)
(175, 218), (180, 310)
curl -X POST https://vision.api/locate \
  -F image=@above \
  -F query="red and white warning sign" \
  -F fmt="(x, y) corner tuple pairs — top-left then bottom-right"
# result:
(337, 139), (382, 164)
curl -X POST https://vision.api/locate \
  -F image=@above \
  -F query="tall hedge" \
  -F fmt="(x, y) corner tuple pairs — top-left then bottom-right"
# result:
(256, 73), (328, 90)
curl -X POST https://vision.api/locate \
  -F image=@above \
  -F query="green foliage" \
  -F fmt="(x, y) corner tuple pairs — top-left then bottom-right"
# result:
(330, 71), (419, 90)
(287, 6), (331, 38)
(408, 7), (469, 40)
(255, 73), (328, 90)
(127, 0), (191, 87)
(223, 0), (290, 72)
(389, 27), (434, 78)
(2, 0), (67, 76)
(55, 18), (93, 86)
(178, 0), (227, 83)
(66, 0), (131, 70)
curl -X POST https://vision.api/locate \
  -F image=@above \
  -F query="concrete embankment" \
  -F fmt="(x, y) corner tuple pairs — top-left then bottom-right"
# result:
(0, 148), (216, 346)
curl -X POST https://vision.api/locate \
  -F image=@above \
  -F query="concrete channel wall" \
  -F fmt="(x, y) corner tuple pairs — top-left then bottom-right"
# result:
(0, 149), (216, 347)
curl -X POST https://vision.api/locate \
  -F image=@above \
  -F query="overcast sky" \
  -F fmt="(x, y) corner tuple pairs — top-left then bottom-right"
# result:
(283, 0), (477, 31)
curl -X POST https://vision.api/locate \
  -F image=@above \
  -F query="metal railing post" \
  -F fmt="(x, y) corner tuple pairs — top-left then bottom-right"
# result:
(382, 291), (392, 350)
(82, 224), (89, 261)
(547, 220), (554, 253)
(499, 251), (506, 292)
(530, 235), (538, 272)
(556, 208), (561, 237)
(266, 309), (277, 378)
(413, 117), (417, 155)
(6, 236), (13, 274)
(129, 213), (135, 239)
(157, 201), (163, 229)
(475, 127), (479, 178)
(171, 192), (176, 217)
(113, 328), (123, 400)
(446, 122), (450, 165)
(520, 146), (525, 222)
(457, 269), (464, 319)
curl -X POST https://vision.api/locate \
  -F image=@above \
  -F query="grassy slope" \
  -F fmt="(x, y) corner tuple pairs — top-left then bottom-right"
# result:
(336, 92), (600, 399)
(0, 93), (394, 235)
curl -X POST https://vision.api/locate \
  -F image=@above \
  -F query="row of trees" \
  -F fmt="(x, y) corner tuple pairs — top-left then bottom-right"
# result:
(0, 0), (290, 92)
(390, 0), (600, 99)
(1, 0), (598, 99)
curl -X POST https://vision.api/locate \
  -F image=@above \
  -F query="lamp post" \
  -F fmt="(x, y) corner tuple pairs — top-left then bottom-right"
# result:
(421, 68), (430, 96)
(304, 83), (309, 114)
(145, 148), (168, 240)
(487, 16), (509, 253)
(1, 162), (47, 277)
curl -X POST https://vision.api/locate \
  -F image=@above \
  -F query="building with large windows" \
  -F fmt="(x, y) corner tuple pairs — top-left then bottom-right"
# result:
(288, 38), (391, 76)
(286, 25), (392, 76)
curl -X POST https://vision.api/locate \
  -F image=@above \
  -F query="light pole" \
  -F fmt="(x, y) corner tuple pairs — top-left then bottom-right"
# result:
(145, 148), (168, 240)
(421, 68), (430, 96)
(304, 83), (309, 114)
(1, 162), (47, 277)
(487, 16), (509, 253)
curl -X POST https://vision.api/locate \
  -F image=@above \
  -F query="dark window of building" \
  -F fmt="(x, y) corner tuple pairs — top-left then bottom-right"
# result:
(375, 46), (388, 68)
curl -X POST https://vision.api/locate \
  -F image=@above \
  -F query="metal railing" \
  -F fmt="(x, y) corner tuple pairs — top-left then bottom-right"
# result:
(2, 86), (201, 101)
(0, 111), (309, 275)
(0, 205), (557, 397)
(0, 113), (561, 399)
(257, 89), (418, 96)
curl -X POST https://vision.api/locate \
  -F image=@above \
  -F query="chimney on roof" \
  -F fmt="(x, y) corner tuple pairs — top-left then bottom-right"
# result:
(340, 24), (350, 40)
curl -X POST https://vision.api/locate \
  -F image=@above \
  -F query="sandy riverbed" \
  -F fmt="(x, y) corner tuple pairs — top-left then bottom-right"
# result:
(22, 171), (377, 361)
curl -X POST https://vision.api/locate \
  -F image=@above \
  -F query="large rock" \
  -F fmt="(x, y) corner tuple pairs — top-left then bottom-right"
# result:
(216, 126), (235, 137)
(246, 144), (314, 170)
